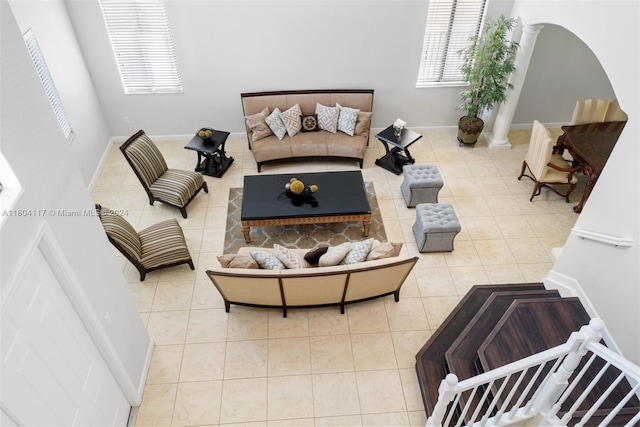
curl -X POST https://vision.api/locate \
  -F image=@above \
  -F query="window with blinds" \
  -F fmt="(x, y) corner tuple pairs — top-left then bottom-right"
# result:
(23, 29), (75, 142)
(100, 0), (182, 94)
(416, 0), (487, 86)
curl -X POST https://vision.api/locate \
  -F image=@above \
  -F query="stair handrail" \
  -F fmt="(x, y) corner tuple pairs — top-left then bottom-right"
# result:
(425, 318), (640, 427)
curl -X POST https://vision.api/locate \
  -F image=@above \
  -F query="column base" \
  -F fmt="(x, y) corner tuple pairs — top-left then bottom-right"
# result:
(486, 132), (512, 150)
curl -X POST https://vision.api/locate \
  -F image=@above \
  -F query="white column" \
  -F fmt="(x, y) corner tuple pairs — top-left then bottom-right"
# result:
(487, 23), (544, 149)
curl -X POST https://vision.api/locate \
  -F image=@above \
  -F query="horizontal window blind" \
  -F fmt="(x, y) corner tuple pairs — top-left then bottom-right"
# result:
(23, 29), (75, 142)
(100, 0), (182, 94)
(417, 0), (487, 86)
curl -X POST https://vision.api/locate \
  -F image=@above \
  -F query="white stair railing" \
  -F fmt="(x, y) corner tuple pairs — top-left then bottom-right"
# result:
(426, 319), (640, 427)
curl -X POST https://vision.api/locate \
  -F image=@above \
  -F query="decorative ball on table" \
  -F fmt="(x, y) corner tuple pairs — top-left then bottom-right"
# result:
(198, 128), (213, 140)
(284, 178), (319, 206)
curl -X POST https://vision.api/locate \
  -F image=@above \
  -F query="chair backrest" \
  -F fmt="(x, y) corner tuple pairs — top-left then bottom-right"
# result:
(120, 130), (168, 188)
(96, 204), (142, 262)
(604, 99), (628, 122)
(570, 98), (611, 125)
(525, 120), (554, 180)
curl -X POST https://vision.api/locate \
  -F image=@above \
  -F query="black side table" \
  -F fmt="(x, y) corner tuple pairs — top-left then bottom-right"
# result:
(375, 125), (423, 175)
(184, 129), (234, 178)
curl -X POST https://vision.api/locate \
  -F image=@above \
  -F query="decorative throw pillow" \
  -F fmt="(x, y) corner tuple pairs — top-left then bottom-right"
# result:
(301, 115), (319, 132)
(341, 238), (375, 265)
(244, 107), (273, 142)
(273, 244), (310, 269)
(336, 103), (360, 136)
(318, 242), (352, 267)
(315, 103), (339, 133)
(250, 250), (285, 270)
(303, 245), (329, 264)
(265, 108), (287, 140)
(217, 254), (260, 269)
(354, 111), (373, 136)
(280, 104), (302, 137)
(366, 242), (403, 261)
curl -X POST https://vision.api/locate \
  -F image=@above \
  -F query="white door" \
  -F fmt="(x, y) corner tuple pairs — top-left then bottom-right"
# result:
(1, 248), (130, 426)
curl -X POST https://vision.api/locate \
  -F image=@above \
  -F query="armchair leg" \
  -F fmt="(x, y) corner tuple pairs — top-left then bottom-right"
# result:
(518, 161), (527, 180)
(203, 182), (209, 193)
(180, 207), (188, 219)
(187, 259), (195, 270)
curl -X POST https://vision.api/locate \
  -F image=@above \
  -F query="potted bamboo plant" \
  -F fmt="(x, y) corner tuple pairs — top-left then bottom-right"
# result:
(457, 14), (519, 146)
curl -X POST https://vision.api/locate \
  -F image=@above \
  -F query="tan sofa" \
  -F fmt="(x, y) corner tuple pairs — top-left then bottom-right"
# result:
(206, 246), (418, 317)
(241, 89), (374, 172)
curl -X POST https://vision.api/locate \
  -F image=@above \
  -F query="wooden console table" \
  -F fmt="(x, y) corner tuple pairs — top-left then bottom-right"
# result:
(553, 121), (626, 213)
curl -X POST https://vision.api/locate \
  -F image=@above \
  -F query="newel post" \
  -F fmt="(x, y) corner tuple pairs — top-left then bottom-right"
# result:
(530, 318), (605, 414)
(426, 373), (459, 427)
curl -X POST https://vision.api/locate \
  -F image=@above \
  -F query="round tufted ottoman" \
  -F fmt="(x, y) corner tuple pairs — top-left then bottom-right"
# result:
(412, 203), (461, 252)
(400, 164), (443, 207)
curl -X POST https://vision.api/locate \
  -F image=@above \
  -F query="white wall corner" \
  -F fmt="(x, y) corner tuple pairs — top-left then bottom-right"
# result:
(543, 269), (622, 355)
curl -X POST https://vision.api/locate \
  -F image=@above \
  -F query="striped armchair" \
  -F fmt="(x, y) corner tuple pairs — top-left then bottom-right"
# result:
(96, 204), (194, 281)
(120, 130), (208, 218)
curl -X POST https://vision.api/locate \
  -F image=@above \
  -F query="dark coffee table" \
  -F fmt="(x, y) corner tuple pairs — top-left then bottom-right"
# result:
(240, 170), (371, 243)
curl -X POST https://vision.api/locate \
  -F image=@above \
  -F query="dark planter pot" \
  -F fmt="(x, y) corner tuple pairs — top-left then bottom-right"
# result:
(457, 116), (484, 146)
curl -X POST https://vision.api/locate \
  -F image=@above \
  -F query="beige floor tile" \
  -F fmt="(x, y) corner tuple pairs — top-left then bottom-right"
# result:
(146, 311), (189, 345)
(360, 412), (411, 426)
(351, 332), (397, 371)
(408, 410), (429, 427)
(268, 309), (309, 338)
(312, 372), (361, 417)
(307, 307), (351, 336)
(224, 340), (268, 379)
(135, 383), (177, 427)
(473, 239), (517, 266)
(268, 337), (311, 376)
(191, 279), (226, 310)
(186, 308), (229, 343)
(313, 415), (363, 427)
(226, 307), (270, 341)
(180, 342), (226, 381)
(267, 375), (314, 420)
(391, 330), (432, 369)
(128, 281), (157, 313)
(220, 378), (268, 423)
(483, 264), (527, 285)
(422, 296), (461, 330)
(172, 380), (222, 426)
(310, 334), (355, 373)
(146, 344), (183, 385)
(356, 369), (407, 414)
(384, 297), (429, 332)
(462, 216), (504, 240)
(399, 368), (426, 411)
(347, 298), (390, 334)
(268, 418), (315, 426)
(443, 240), (482, 267)
(449, 265), (491, 294)
(506, 237), (553, 263)
(151, 280), (194, 312)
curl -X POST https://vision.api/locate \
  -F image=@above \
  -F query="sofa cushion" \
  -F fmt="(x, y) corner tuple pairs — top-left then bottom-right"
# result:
(316, 103), (339, 133)
(304, 246), (329, 265)
(250, 250), (285, 270)
(336, 103), (360, 136)
(354, 111), (373, 136)
(280, 104), (302, 137)
(217, 254), (260, 269)
(367, 241), (403, 261)
(301, 114), (319, 132)
(265, 108), (287, 140)
(273, 244), (310, 269)
(318, 242), (352, 267)
(244, 107), (273, 142)
(341, 238), (374, 265)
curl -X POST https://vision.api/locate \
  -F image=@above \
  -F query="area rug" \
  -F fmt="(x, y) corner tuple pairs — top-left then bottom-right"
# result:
(224, 182), (387, 254)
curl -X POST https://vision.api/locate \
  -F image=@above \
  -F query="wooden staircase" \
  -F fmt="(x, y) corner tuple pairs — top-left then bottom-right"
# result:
(415, 283), (640, 425)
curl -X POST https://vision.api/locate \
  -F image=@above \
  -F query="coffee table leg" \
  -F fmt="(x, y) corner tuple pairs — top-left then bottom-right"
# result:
(242, 224), (251, 242)
(363, 217), (371, 237)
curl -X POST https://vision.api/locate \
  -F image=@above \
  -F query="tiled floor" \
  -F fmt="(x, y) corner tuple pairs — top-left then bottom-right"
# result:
(92, 129), (582, 427)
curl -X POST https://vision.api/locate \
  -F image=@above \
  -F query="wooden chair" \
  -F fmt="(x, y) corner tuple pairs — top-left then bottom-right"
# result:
(518, 120), (581, 202)
(96, 204), (194, 281)
(120, 130), (207, 218)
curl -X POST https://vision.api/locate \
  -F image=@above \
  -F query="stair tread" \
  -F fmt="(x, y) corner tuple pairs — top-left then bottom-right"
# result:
(415, 283), (546, 414)
(445, 290), (561, 382)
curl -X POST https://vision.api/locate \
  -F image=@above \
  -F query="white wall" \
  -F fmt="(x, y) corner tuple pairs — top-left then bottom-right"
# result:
(0, 2), (151, 402)
(513, 23), (615, 126)
(65, 0), (519, 138)
(511, 0), (640, 363)
(8, 0), (112, 187)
